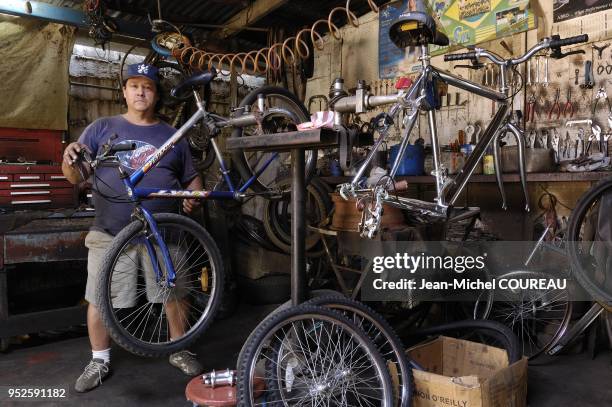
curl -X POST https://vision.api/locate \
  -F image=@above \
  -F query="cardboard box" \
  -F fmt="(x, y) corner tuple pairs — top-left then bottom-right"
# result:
(407, 336), (527, 407)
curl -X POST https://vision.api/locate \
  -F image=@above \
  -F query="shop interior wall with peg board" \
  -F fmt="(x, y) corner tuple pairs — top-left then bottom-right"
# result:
(304, 1), (612, 149)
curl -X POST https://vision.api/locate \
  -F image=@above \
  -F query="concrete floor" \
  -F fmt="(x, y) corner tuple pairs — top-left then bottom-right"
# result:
(0, 302), (610, 406)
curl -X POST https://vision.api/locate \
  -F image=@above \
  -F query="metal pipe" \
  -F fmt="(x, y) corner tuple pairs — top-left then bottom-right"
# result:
(291, 149), (306, 306)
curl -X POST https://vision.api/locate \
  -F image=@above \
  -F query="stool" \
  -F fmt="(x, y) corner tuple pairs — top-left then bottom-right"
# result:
(185, 376), (265, 406)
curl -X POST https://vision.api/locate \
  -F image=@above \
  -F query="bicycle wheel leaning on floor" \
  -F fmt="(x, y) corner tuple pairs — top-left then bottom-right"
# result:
(97, 213), (224, 357)
(474, 270), (572, 360)
(305, 296), (416, 407)
(236, 304), (395, 407)
(566, 175), (612, 305)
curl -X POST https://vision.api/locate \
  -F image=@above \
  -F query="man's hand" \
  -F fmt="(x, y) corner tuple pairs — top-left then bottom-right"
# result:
(182, 175), (204, 214)
(183, 198), (201, 214)
(62, 142), (92, 184)
(63, 142), (90, 167)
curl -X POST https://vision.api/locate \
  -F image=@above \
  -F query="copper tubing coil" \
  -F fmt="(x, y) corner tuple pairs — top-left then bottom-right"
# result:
(172, 0), (380, 75)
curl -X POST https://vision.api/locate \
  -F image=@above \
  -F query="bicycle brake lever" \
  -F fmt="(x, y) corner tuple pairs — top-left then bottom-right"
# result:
(550, 48), (585, 59)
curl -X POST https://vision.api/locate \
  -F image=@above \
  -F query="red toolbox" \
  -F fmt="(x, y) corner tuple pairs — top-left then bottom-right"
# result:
(0, 128), (77, 210)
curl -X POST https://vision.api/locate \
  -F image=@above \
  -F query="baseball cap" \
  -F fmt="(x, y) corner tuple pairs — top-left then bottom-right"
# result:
(124, 63), (159, 84)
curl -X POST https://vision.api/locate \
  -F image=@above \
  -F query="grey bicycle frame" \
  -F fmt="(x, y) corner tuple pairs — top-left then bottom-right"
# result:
(336, 44), (532, 217)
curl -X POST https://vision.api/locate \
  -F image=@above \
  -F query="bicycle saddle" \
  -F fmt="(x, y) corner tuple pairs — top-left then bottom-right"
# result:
(389, 11), (449, 48)
(171, 69), (216, 98)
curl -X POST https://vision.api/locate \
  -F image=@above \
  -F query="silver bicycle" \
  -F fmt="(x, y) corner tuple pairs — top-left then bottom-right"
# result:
(332, 22), (588, 238)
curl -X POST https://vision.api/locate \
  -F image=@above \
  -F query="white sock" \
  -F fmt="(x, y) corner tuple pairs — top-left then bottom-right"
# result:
(92, 348), (111, 364)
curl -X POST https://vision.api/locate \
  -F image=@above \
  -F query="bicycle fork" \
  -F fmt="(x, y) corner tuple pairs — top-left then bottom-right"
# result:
(492, 122), (530, 211)
(138, 207), (177, 287)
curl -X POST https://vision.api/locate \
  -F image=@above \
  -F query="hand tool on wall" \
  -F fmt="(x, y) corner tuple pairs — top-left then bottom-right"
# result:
(552, 129), (561, 162)
(574, 68), (580, 85)
(526, 130), (536, 148)
(592, 87), (611, 114)
(526, 59), (532, 86)
(542, 56), (549, 87)
(526, 93), (538, 123)
(592, 43), (609, 59)
(562, 88), (575, 118)
(563, 131), (571, 158)
(548, 88), (562, 120)
(581, 60), (594, 89)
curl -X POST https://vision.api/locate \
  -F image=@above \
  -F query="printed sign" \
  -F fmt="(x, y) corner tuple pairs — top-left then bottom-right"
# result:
(553, 0), (612, 23)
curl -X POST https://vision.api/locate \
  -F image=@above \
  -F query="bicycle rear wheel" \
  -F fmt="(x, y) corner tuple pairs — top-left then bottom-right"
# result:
(567, 176), (612, 304)
(97, 213), (224, 357)
(230, 86), (316, 197)
(237, 304), (394, 406)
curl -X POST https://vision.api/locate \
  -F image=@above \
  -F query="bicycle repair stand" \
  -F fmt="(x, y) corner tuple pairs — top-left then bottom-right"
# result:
(226, 127), (340, 305)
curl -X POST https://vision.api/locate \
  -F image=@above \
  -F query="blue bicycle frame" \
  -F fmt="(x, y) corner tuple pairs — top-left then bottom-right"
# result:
(116, 96), (281, 285)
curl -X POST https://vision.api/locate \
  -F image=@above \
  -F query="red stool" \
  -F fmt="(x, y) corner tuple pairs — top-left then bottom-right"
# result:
(185, 376), (265, 407)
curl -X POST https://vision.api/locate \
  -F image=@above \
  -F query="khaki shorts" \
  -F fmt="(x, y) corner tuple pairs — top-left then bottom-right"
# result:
(85, 230), (188, 308)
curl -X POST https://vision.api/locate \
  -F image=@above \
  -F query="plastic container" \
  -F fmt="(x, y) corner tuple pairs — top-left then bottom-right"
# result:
(388, 144), (425, 176)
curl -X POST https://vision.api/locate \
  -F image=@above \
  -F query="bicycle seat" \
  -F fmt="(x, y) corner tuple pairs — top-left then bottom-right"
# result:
(170, 69), (217, 98)
(389, 11), (449, 48)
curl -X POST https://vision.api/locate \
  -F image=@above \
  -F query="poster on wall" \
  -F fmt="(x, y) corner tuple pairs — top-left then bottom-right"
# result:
(428, 0), (536, 55)
(379, 0), (537, 77)
(553, 0), (612, 23)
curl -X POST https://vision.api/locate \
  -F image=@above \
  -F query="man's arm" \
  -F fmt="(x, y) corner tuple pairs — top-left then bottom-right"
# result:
(62, 142), (92, 185)
(182, 175), (203, 214)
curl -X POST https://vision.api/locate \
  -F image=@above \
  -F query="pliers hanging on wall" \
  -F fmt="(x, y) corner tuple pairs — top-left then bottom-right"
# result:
(526, 93), (538, 123)
(592, 87), (612, 114)
(562, 88), (574, 118)
(548, 89), (561, 121)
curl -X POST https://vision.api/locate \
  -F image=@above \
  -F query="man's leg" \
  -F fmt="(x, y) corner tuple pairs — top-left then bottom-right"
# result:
(142, 242), (203, 376)
(75, 231), (114, 392)
(87, 303), (111, 351)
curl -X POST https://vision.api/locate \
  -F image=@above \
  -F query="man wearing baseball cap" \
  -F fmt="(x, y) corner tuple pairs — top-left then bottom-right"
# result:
(62, 63), (205, 392)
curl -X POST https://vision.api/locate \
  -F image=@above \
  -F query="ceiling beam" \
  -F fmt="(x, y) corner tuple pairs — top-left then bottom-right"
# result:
(213, 0), (289, 39)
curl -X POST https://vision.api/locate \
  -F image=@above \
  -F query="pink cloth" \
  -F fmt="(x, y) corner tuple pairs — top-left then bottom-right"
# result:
(297, 111), (337, 130)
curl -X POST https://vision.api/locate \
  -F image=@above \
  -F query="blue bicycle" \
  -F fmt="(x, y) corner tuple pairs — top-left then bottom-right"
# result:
(79, 70), (313, 356)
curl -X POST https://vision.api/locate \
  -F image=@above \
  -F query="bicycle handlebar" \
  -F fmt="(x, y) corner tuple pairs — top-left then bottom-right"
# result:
(549, 34), (588, 49)
(444, 34), (589, 65)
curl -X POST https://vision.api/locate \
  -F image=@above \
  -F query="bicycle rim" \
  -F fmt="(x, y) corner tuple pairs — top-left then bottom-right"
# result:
(483, 270), (572, 360)
(237, 305), (394, 406)
(98, 214), (223, 356)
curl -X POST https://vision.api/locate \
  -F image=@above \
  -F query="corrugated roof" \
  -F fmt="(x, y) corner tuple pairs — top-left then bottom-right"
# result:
(43, 0), (384, 51)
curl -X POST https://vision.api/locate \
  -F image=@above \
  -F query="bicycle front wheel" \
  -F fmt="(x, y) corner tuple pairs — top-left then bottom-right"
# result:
(97, 213), (224, 357)
(567, 176), (612, 304)
(237, 304), (394, 407)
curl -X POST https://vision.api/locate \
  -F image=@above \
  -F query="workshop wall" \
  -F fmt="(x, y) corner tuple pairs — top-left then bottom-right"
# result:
(304, 1), (612, 150)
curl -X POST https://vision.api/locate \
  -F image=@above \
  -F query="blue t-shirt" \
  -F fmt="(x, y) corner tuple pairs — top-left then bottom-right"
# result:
(78, 115), (197, 235)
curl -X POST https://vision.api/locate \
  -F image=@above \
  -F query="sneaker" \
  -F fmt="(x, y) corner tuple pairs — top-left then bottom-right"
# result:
(169, 350), (204, 376)
(74, 359), (111, 393)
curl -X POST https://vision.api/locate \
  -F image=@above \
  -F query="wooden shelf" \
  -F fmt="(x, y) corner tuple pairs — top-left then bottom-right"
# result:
(322, 171), (611, 184)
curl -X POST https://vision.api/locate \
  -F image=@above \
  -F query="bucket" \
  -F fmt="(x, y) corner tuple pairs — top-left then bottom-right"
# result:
(388, 144), (424, 176)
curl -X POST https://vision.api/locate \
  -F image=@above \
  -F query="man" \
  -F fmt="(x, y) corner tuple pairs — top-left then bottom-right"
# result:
(63, 63), (205, 393)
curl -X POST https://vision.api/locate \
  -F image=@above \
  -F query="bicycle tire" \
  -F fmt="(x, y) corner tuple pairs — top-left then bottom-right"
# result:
(567, 176), (612, 303)
(97, 213), (224, 357)
(236, 304), (394, 407)
(263, 178), (328, 254)
(230, 86), (316, 196)
(305, 296), (414, 407)
(477, 270), (572, 360)
(407, 319), (522, 364)
(235, 289), (343, 368)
